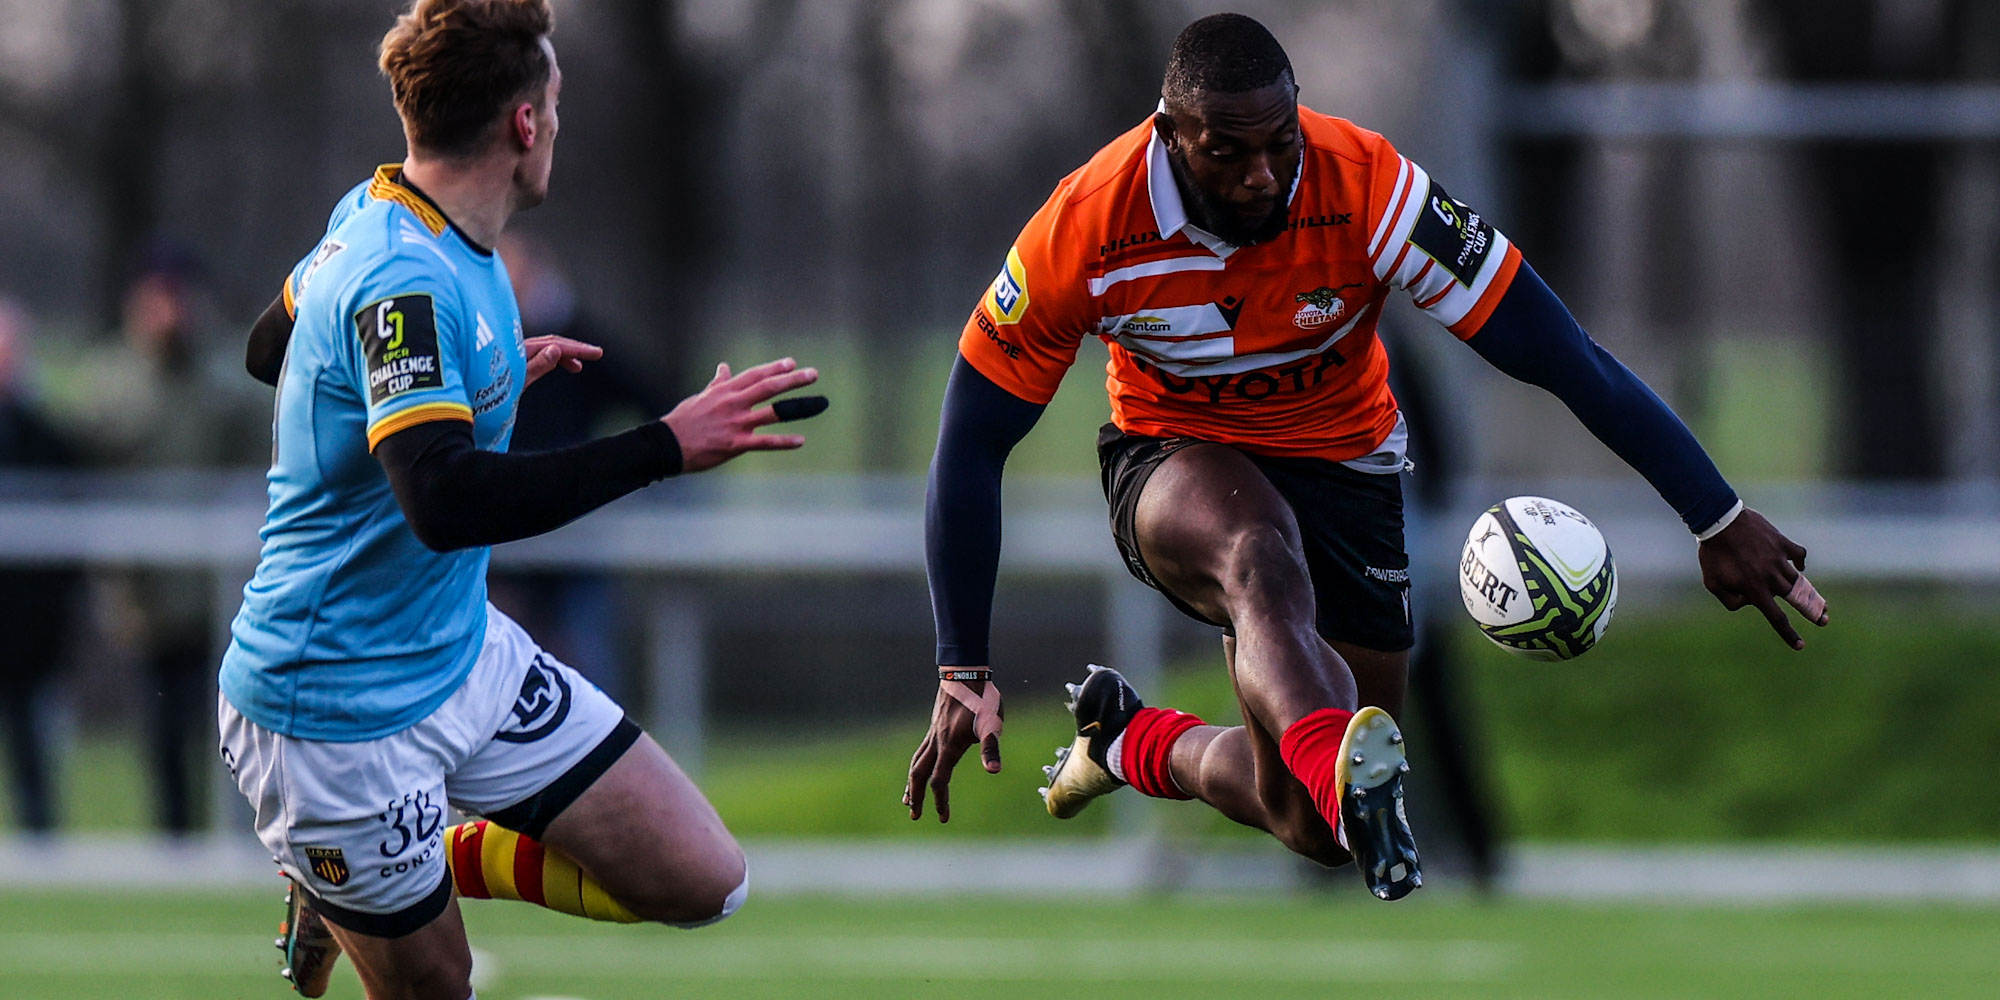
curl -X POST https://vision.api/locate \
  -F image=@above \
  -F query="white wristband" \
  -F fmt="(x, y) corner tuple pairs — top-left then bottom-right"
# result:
(1694, 500), (1745, 542)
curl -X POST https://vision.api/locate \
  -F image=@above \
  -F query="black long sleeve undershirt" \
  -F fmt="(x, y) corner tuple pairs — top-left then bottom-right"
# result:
(375, 418), (683, 552)
(1466, 261), (1738, 533)
(246, 293), (292, 387)
(925, 356), (1045, 665)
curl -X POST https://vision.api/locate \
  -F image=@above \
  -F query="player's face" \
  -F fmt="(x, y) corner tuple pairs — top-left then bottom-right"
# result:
(1160, 81), (1301, 245)
(515, 40), (562, 209)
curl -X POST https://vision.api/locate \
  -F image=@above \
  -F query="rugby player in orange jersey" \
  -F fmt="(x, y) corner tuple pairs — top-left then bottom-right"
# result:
(904, 13), (1828, 900)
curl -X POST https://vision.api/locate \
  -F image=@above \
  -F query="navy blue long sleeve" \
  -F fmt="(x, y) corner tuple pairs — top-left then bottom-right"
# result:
(927, 355), (1046, 665)
(1467, 262), (1738, 533)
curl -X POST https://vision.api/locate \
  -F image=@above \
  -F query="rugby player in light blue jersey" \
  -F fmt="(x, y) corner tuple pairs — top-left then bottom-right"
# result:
(221, 3), (822, 997)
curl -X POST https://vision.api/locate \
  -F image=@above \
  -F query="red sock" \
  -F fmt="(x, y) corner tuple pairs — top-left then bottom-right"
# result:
(1278, 707), (1357, 842)
(1119, 707), (1203, 799)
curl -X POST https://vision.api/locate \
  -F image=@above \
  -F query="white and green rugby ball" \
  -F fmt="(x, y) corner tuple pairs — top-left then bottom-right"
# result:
(1459, 496), (1617, 661)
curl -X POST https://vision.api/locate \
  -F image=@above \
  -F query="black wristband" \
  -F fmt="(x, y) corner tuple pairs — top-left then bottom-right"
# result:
(938, 668), (992, 683)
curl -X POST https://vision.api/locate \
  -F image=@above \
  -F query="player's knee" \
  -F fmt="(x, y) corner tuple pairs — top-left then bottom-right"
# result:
(666, 864), (749, 929)
(621, 849), (748, 927)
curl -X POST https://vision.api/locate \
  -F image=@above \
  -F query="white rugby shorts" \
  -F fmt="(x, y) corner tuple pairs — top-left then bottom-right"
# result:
(218, 603), (635, 936)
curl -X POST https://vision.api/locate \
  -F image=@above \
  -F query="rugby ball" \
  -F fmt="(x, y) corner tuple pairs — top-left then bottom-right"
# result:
(1459, 496), (1617, 661)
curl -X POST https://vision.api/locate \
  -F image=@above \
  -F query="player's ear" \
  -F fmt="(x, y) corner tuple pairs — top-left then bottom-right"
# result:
(511, 101), (539, 151)
(1152, 111), (1178, 149)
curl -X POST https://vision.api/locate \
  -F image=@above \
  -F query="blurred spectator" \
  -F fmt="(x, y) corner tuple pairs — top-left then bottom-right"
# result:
(488, 234), (671, 704)
(0, 299), (85, 834)
(57, 238), (269, 835)
(501, 232), (672, 452)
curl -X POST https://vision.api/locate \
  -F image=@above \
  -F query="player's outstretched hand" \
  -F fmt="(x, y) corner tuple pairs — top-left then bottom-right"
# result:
(524, 335), (604, 386)
(663, 358), (821, 473)
(1697, 507), (1829, 650)
(904, 676), (1002, 823)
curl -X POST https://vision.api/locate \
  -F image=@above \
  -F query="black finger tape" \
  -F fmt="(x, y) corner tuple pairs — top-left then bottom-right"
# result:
(772, 395), (830, 422)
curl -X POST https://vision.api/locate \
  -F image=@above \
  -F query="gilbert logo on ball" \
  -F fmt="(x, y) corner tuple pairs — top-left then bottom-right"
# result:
(1460, 496), (1617, 661)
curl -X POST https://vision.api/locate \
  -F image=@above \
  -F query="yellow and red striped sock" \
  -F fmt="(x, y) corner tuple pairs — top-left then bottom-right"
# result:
(446, 820), (641, 923)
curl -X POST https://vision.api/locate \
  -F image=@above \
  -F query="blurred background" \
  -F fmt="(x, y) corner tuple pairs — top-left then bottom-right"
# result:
(1, 0), (1998, 997)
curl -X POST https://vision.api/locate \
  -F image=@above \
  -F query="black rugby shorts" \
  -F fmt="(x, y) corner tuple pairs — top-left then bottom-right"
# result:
(1096, 423), (1414, 652)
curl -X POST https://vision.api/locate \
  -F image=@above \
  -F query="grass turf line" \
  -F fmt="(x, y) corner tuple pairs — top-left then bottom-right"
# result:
(0, 889), (1994, 1000)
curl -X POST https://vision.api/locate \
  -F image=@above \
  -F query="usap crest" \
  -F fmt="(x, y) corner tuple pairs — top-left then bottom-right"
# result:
(304, 845), (351, 886)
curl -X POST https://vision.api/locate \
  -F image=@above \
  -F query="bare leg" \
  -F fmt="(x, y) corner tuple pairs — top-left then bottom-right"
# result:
(321, 898), (473, 1000)
(1165, 636), (1408, 864)
(1133, 444), (1408, 864)
(537, 732), (746, 924)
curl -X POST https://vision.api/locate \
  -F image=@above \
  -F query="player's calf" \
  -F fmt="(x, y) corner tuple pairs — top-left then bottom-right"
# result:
(1279, 706), (1422, 900)
(447, 819), (747, 927)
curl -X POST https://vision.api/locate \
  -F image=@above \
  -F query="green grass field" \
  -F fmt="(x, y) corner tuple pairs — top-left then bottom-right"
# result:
(22, 588), (2000, 843)
(2, 889), (1995, 1000)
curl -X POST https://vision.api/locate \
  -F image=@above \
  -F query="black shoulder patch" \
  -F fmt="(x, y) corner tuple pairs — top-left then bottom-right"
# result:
(355, 294), (443, 406)
(1407, 181), (1496, 287)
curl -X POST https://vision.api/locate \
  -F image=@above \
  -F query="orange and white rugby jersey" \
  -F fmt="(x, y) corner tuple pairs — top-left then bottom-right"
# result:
(957, 105), (1524, 463)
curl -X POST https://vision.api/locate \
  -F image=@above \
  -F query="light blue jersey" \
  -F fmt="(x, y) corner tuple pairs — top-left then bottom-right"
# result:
(220, 164), (527, 741)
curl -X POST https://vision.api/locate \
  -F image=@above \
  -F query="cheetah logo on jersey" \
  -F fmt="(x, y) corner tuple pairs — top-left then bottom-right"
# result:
(1292, 284), (1363, 330)
(987, 247), (1030, 325)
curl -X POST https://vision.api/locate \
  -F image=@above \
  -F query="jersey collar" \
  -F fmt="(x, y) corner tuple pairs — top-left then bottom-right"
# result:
(1144, 102), (1306, 257)
(369, 164), (494, 257)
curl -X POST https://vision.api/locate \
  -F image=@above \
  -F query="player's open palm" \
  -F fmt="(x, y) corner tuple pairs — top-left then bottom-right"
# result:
(663, 358), (821, 473)
(905, 677), (1002, 823)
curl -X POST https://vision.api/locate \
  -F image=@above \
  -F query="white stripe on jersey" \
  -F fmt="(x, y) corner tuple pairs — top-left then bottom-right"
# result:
(1368, 156), (1415, 259)
(1087, 255), (1227, 296)
(1412, 229), (1513, 328)
(1112, 303), (1375, 377)
(1370, 159), (1432, 283)
(1364, 155), (1512, 327)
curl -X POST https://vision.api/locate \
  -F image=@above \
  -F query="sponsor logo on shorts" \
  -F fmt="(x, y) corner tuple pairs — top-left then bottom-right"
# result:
(304, 846), (350, 886)
(494, 655), (572, 744)
(376, 789), (445, 879)
(1365, 566), (1410, 584)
